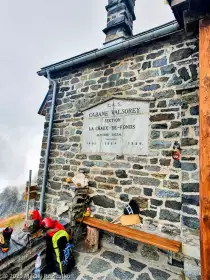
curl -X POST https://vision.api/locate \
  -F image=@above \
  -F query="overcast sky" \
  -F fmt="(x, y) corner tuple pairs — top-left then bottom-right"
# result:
(0, 0), (174, 191)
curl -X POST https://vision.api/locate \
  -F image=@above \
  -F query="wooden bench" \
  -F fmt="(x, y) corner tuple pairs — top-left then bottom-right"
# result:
(76, 217), (181, 253)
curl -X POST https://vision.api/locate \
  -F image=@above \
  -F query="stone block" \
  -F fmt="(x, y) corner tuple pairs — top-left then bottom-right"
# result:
(133, 177), (160, 186)
(92, 195), (115, 208)
(160, 209), (180, 222)
(169, 48), (193, 62)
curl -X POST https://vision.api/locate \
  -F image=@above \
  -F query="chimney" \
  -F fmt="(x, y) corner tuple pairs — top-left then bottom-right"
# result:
(103, 0), (136, 45)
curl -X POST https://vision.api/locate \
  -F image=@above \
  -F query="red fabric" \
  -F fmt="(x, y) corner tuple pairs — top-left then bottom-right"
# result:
(31, 210), (42, 227)
(42, 217), (55, 229)
(46, 220), (66, 237)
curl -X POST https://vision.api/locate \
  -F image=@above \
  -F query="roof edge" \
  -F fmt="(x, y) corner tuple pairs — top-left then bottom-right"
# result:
(37, 20), (180, 77)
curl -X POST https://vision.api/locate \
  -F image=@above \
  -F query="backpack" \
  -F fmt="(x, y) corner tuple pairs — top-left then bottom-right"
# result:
(45, 229), (75, 275)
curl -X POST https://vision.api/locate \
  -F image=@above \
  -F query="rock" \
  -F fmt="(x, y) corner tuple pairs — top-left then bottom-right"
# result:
(189, 64), (198, 81)
(161, 224), (181, 236)
(57, 205), (69, 216)
(120, 194), (129, 201)
(140, 210), (157, 218)
(129, 258), (146, 272)
(141, 84), (160, 91)
(161, 64), (176, 75)
(137, 273), (152, 280)
(101, 250), (124, 264)
(182, 183), (199, 192)
(87, 258), (112, 274)
(142, 61), (151, 70)
(160, 209), (180, 222)
(124, 187), (141, 195)
(120, 180), (132, 185)
(138, 69), (159, 80)
(89, 155), (102, 160)
(144, 188), (153, 196)
(114, 236), (138, 253)
(134, 197), (148, 209)
(183, 216), (199, 230)
(178, 67), (190, 81)
(107, 177), (118, 184)
(151, 131), (160, 139)
(111, 162), (131, 169)
(183, 205), (197, 215)
(182, 194), (199, 206)
(165, 200), (182, 210)
(170, 121), (181, 129)
(141, 245), (160, 261)
(167, 74), (182, 87)
(163, 180), (179, 190)
(169, 48), (193, 62)
(150, 141), (171, 149)
(95, 176), (107, 183)
(149, 267), (171, 280)
(151, 123), (167, 129)
(182, 118), (197, 125)
(182, 162), (197, 171)
(133, 177), (160, 186)
(92, 195), (115, 208)
(109, 73), (121, 81)
(133, 164), (143, 170)
(151, 199), (163, 206)
(150, 113), (175, 122)
(113, 268), (134, 279)
(155, 189), (180, 198)
(147, 50), (164, 59)
(159, 159), (171, 166)
(153, 57), (167, 67)
(115, 170), (128, 178)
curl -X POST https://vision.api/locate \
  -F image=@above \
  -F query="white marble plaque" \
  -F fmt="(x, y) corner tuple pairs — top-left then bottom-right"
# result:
(81, 99), (149, 155)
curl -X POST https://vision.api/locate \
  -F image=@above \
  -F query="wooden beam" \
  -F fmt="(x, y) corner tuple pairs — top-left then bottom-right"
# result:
(199, 18), (210, 280)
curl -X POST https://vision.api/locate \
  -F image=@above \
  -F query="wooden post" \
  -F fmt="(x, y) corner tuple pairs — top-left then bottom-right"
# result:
(84, 226), (99, 253)
(199, 18), (210, 280)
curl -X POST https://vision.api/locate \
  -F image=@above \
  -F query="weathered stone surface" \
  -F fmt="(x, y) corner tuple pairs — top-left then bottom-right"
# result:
(165, 200), (182, 210)
(160, 209), (180, 222)
(161, 224), (181, 236)
(161, 64), (176, 75)
(95, 176), (107, 183)
(151, 123), (168, 129)
(182, 183), (199, 192)
(167, 74), (182, 86)
(115, 170), (128, 178)
(151, 199), (163, 206)
(182, 162), (197, 171)
(150, 113), (175, 122)
(113, 268), (134, 279)
(93, 195), (115, 208)
(134, 197), (148, 209)
(133, 177), (160, 186)
(138, 69), (159, 80)
(133, 164), (143, 170)
(182, 194), (199, 206)
(120, 180), (132, 185)
(156, 189), (180, 198)
(141, 245), (160, 261)
(114, 236), (138, 253)
(87, 258), (112, 274)
(144, 188), (153, 196)
(183, 205), (197, 215)
(120, 194), (129, 201)
(124, 187), (141, 195)
(129, 258), (146, 272)
(150, 141), (171, 149)
(101, 251), (124, 264)
(183, 216), (199, 230)
(140, 210), (157, 218)
(89, 155), (102, 160)
(169, 48), (193, 62)
(137, 273), (152, 280)
(163, 180), (179, 190)
(111, 162), (131, 169)
(149, 267), (171, 280)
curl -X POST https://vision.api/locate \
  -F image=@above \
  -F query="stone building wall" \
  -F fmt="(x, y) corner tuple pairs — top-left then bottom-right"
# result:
(38, 30), (200, 278)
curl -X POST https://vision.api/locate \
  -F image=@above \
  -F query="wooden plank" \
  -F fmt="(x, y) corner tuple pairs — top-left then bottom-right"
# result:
(199, 18), (210, 280)
(77, 217), (181, 253)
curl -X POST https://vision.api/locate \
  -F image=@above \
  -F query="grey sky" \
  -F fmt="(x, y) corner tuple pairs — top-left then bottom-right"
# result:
(0, 0), (174, 191)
